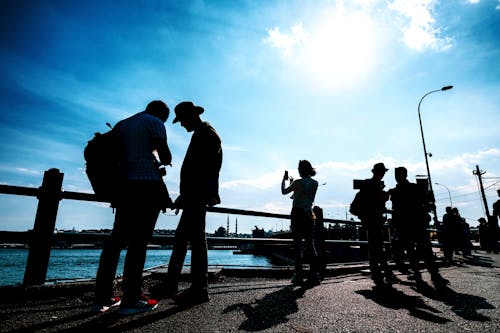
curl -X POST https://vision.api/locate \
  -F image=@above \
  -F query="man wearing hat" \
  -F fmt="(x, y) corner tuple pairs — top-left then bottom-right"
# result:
(155, 101), (222, 304)
(357, 162), (395, 289)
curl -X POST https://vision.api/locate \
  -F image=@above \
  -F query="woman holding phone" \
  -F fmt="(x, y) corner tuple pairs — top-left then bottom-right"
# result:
(281, 160), (320, 287)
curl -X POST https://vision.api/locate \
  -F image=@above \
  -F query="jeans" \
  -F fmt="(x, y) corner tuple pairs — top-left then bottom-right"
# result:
(167, 202), (208, 291)
(95, 181), (163, 305)
(291, 207), (319, 279)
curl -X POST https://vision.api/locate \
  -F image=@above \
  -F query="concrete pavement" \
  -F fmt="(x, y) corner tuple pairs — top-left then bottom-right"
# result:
(1, 252), (499, 332)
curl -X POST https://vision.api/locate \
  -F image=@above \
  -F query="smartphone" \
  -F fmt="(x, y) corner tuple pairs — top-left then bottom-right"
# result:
(284, 170), (289, 180)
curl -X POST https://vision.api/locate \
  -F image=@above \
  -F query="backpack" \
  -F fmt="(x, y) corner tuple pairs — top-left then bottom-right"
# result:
(84, 123), (123, 205)
(349, 190), (365, 217)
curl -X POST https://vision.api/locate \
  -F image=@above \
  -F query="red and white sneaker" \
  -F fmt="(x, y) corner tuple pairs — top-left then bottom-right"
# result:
(118, 297), (158, 315)
(91, 296), (121, 313)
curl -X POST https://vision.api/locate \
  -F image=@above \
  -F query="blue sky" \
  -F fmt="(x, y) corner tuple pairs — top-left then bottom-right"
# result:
(1, 0), (499, 234)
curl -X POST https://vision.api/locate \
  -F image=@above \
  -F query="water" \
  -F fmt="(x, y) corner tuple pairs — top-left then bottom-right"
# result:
(0, 248), (272, 287)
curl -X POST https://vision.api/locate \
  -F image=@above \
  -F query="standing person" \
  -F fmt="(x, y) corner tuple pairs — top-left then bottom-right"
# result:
(154, 101), (222, 304)
(442, 206), (456, 264)
(281, 160), (320, 287)
(357, 162), (395, 289)
(490, 190), (500, 253)
(452, 207), (466, 255)
(93, 100), (173, 314)
(478, 218), (489, 251)
(389, 167), (448, 287)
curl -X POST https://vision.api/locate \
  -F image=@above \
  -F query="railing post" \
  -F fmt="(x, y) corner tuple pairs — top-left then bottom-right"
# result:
(23, 168), (64, 286)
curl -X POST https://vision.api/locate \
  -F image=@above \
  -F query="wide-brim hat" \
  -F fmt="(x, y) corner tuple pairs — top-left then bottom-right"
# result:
(173, 101), (204, 123)
(372, 162), (389, 173)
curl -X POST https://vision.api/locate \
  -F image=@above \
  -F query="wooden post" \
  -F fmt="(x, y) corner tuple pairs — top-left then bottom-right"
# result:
(23, 168), (64, 286)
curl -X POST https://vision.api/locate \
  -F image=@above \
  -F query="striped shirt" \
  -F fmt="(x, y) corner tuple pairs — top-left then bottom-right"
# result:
(117, 112), (166, 181)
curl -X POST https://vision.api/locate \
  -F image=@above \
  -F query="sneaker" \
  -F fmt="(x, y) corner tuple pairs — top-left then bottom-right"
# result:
(291, 274), (305, 286)
(431, 274), (450, 287)
(91, 296), (121, 313)
(174, 288), (209, 305)
(306, 272), (320, 287)
(384, 273), (400, 285)
(407, 272), (422, 282)
(118, 298), (158, 315)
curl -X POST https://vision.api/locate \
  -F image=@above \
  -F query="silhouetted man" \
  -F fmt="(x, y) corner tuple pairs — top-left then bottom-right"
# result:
(358, 163), (394, 288)
(390, 167), (448, 287)
(94, 100), (172, 314)
(155, 101), (222, 304)
(491, 189), (500, 253)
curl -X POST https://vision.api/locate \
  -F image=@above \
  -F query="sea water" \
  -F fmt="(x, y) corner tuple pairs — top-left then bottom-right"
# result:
(0, 248), (272, 286)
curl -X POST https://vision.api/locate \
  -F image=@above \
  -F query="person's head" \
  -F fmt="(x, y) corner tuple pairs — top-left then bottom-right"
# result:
(298, 160), (316, 178)
(478, 217), (486, 225)
(445, 206), (452, 214)
(173, 101), (204, 132)
(497, 189), (500, 197)
(452, 207), (459, 215)
(372, 162), (388, 181)
(145, 100), (169, 122)
(394, 166), (408, 184)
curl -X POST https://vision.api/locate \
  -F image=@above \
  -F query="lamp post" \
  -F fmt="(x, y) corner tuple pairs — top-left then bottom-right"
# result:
(435, 182), (453, 207)
(417, 85), (453, 224)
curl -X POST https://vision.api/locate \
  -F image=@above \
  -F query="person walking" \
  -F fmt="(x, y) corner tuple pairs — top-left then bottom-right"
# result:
(281, 160), (320, 287)
(389, 167), (448, 287)
(93, 100), (173, 314)
(153, 101), (222, 305)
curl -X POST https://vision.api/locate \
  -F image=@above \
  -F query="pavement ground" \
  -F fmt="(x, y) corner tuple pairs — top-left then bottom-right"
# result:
(0, 252), (499, 333)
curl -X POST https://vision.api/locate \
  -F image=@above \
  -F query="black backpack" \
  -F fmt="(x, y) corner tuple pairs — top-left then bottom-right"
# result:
(84, 123), (123, 205)
(349, 190), (365, 217)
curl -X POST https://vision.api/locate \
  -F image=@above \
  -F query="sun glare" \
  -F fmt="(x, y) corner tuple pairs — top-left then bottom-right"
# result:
(298, 11), (379, 92)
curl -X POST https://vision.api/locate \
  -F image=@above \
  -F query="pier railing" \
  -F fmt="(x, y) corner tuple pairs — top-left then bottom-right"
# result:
(0, 168), (364, 286)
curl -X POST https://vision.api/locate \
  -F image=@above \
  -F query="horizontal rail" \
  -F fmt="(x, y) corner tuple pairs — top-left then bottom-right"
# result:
(0, 184), (360, 226)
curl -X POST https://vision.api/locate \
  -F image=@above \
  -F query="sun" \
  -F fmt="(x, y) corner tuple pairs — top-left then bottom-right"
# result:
(297, 11), (379, 92)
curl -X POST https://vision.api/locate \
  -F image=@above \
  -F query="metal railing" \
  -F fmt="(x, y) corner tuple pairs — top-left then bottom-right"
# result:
(0, 168), (363, 286)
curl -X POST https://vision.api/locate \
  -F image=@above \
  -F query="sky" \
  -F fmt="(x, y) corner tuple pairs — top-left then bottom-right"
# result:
(1, 0), (499, 234)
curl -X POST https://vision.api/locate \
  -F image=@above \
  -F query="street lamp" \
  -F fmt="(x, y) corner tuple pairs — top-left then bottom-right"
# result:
(417, 85), (453, 223)
(435, 182), (453, 207)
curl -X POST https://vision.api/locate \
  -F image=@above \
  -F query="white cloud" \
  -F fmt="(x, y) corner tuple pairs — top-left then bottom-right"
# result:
(264, 23), (306, 57)
(388, 0), (453, 51)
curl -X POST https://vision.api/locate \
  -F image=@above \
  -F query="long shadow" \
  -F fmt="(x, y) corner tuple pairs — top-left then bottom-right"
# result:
(418, 284), (494, 322)
(356, 285), (450, 324)
(223, 285), (305, 331)
(461, 254), (496, 268)
(55, 303), (193, 333)
(4, 310), (96, 333)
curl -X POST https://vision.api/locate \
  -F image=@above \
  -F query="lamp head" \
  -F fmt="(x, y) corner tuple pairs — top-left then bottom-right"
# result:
(441, 85), (453, 91)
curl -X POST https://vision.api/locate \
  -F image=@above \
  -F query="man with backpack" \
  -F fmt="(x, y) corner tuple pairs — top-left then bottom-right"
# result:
(354, 163), (395, 289)
(93, 100), (173, 314)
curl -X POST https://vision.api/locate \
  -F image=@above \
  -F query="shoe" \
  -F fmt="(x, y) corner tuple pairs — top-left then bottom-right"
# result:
(407, 272), (422, 281)
(118, 298), (158, 315)
(306, 272), (320, 287)
(384, 273), (399, 285)
(291, 274), (305, 286)
(431, 274), (450, 287)
(174, 288), (209, 305)
(91, 296), (121, 313)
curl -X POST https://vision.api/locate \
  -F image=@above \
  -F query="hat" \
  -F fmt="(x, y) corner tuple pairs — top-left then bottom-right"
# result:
(372, 162), (389, 173)
(173, 101), (204, 123)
